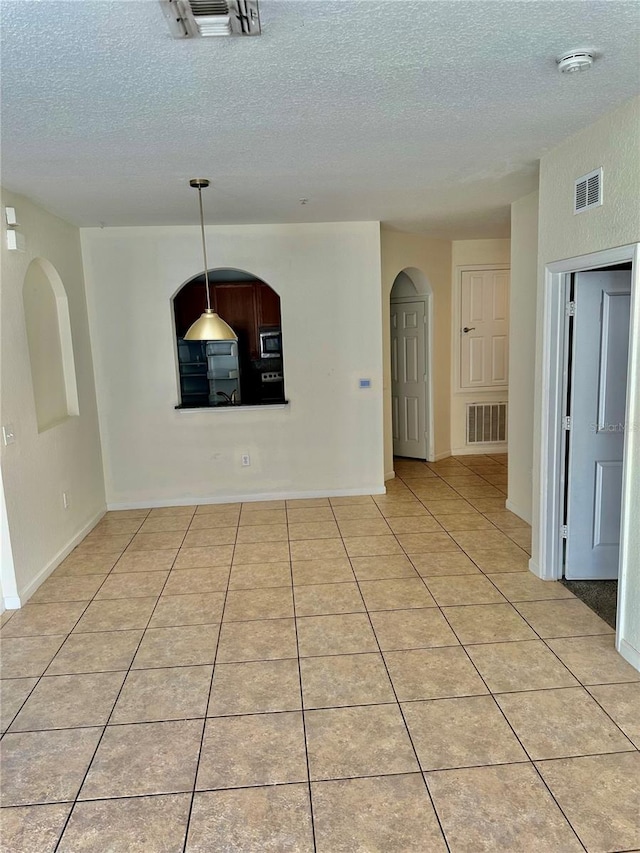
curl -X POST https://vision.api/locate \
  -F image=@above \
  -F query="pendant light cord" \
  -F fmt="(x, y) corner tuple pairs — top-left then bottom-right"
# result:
(197, 185), (212, 312)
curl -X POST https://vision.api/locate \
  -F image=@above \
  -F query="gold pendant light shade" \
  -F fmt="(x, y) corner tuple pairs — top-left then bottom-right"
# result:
(184, 178), (237, 342)
(184, 308), (237, 341)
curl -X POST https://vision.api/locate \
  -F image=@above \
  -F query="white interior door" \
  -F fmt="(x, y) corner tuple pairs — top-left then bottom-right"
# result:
(460, 269), (509, 388)
(565, 270), (631, 580)
(391, 300), (427, 459)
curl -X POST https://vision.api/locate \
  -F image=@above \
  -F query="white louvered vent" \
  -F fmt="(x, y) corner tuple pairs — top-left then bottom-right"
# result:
(467, 402), (507, 445)
(574, 168), (603, 214)
(160, 0), (261, 37)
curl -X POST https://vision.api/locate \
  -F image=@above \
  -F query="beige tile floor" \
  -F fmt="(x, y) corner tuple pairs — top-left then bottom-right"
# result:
(1, 453), (639, 852)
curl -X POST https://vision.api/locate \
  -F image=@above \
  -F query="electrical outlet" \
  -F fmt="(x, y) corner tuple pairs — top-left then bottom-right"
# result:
(62, 491), (70, 510)
(241, 453), (251, 467)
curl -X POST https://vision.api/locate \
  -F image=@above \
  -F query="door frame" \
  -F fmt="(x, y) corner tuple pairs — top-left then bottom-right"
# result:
(536, 243), (639, 664)
(390, 294), (435, 462)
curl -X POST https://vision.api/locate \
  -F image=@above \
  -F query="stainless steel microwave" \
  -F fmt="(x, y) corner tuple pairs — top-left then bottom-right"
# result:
(259, 328), (282, 359)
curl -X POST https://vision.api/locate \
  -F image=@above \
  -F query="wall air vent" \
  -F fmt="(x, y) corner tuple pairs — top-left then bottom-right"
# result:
(467, 402), (507, 444)
(574, 168), (603, 214)
(160, 0), (261, 38)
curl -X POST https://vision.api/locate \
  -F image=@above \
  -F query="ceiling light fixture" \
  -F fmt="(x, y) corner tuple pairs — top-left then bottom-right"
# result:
(183, 179), (237, 342)
(557, 50), (595, 74)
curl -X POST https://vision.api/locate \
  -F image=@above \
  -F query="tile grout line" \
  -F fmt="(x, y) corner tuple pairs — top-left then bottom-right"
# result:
(179, 506), (238, 853)
(398, 464), (638, 844)
(453, 521), (640, 753)
(51, 509), (191, 853)
(0, 509), (156, 732)
(287, 500), (319, 853)
(396, 466), (591, 852)
(3, 748), (636, 812)
(0, 533), (137, 743)
(9, 685), (639, 738)
(3, 463), (634, 846)
(399, 470), (531, 570)
(327, 499), (453, 853)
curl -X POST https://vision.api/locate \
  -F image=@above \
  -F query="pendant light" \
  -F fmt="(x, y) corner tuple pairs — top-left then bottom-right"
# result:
(183, 178), (237, 341)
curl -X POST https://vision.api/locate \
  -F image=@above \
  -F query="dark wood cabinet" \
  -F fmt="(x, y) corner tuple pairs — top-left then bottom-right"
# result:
(257, 283), (281, 328)
(173, 278), (207, 338)
(213, 283), (260, 358)
(174, 279), (282, 346)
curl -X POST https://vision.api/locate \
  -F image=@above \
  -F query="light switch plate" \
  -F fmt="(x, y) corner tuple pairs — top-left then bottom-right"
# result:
(2, 424), (16, 446)
(6, 230), (26, 251)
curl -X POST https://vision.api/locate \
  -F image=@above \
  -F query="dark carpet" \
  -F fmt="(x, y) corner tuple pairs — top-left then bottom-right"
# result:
(560, 579), (618, 629)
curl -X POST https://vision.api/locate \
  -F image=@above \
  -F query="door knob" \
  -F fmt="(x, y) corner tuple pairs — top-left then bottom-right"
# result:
(462, 327), (476, 333)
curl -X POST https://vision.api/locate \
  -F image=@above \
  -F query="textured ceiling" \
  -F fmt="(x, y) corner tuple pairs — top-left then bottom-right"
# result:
(1, 0), (639, 237)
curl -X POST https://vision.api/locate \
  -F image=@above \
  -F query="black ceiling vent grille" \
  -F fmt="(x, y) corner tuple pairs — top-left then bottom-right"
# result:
(160, 0), (261, 37)
(574, 168), (603, 214)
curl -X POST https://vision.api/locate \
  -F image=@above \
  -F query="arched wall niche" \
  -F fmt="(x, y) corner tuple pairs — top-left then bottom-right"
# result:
(22, 258), (79, 432)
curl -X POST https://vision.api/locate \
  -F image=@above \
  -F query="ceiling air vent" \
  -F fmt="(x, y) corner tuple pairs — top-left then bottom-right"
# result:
(160, 0), (261, 38)
(574, 168), (603, 214)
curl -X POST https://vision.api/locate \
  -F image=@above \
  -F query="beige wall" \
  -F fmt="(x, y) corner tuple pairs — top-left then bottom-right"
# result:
(380, 230), (452, 472)
(81, 221), (384, 506)
(0, 189), (105, 606)
(507, 191), (539, 523)
(450, 239), (511, 453)
(533, 95), (640, 667)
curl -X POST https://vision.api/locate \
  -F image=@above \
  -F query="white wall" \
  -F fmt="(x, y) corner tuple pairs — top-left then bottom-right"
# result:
(532, 95), (640, 668)
(1, 468), (18, 610)
(380, 230), (452, 470)
(450, 239), (511, 454)
(0, 189), (106, 606)
(81, 222), (384, 506)
(507, 191), (539, 522)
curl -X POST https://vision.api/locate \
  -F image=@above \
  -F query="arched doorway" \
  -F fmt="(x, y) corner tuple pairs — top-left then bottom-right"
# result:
(390, 268), (434, 460)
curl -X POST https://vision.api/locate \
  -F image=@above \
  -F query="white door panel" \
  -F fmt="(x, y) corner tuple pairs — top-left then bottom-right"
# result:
(491, 336), (508, 383)
(404, 335), (418, 382)
(598, 292), (631, 426)
(405, 397), (419, 442)
(391, 300), (427, 459)
(565, 270), (631, 580)
(593, 461), (623, 546)
(460, 269), (510, 388)
(492, 273), (509, 320)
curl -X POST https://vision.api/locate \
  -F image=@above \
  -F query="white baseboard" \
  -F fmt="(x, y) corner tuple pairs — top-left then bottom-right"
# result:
(451, 443), (509, 457)
(107, 486), (386, 511)
(433, 450), (452, 462)
(617, 638), (640, 673)
(11, 508), (106, 608)
(528, 556), (542, 579)
(3, 595), (21, 610)
(528, 555), (557, 581)
(505, 498), (532, 525)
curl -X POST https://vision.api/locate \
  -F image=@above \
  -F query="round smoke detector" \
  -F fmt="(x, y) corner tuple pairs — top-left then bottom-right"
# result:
(557, 50), (595, 74)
